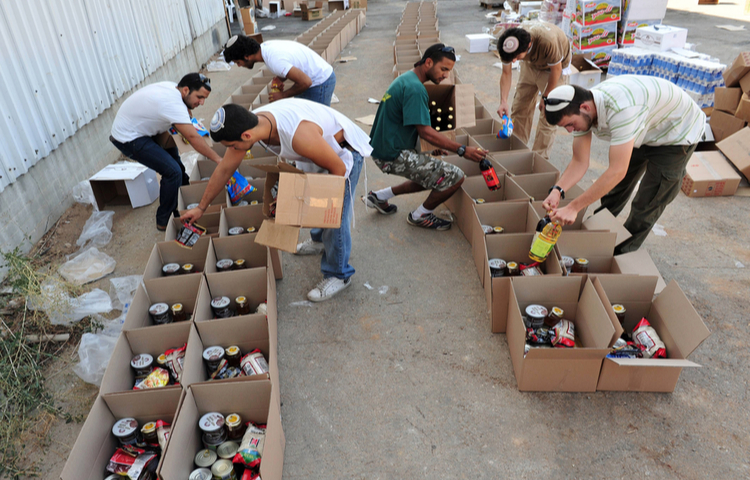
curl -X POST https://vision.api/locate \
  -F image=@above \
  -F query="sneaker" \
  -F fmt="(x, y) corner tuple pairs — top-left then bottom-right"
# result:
(296, 239), (325, 255)
(307, 276), (352, 302)
(362, 191), (398, 215)
(407, 212), (452, 231)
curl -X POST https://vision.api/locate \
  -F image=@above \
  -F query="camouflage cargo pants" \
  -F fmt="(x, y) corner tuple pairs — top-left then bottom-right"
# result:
(371, 150), (465, 191)
(595, 143), (698, 254)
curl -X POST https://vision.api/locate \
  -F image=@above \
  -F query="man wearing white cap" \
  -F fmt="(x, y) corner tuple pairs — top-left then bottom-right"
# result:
(541, 77), (705, 253)
(496, 23), (571, 159)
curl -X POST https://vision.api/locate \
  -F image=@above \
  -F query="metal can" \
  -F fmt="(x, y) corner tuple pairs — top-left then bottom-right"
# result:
(525, 304), (548, 329)
(488, 258), (507, 277)
(148, 303), (172, 325)
(233, 259), (247, 270)
(226, 413), (246, 441)
(216, 259), (234, 272)
(182, 263), (196, 275)
(210, 297), (233, 318)
(199, 412), (227, 446)
(194, 449), (218, 468)
(572, 257), (589, 273)
(228, 226), (245, 236)
(112, 418), (140, 446)
(211, 459), (236, 480)
(241, 350), (269, 376)
(130, 353), (154, 379)
(189, 468), (213, 480)
(162, 263), (181, 276)
(246, 226), (256, 233)
(561, 256), (574, 275)
(217, 441), (239, 460)
(203, 346), (226, 372)
(613, 304), (626, 326)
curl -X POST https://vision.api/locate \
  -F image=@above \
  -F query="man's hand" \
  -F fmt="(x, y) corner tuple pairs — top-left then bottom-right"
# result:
(464, 146), (489, 162)
(549, 205), (578, 225)
(542, 189), (562, 211)
(538, 98), (545, 112)
(269, 91), (285, 102)
(431, 148), (449, 156)
(180, 207), (204, 225)
(497, 101), (510, 118)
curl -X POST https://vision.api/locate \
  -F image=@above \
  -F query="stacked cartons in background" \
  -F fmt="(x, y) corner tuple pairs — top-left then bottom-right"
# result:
(567, 0), (621, 67)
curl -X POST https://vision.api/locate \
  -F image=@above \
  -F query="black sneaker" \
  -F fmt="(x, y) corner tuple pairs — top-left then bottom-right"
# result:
(362, 191), (398, 215)
(407, 212), (452, 230)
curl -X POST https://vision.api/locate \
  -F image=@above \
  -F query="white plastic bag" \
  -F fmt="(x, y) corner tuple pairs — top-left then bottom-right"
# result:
(72, 180), (98, 210)
(76, 211), (114, 249)
(73, 332), (119, 385)
(50, 289), (113, 325)
(180, 151), (202, 178)
(206, 60), (232, 72)
(109, 275), (141, 311)
(58, 248), (116, 285)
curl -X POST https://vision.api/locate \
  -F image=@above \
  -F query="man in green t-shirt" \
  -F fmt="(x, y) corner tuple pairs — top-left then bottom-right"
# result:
(365, 44), (488, 231)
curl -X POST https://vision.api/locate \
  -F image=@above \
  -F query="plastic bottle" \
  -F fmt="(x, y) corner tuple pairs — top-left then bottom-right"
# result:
(529, 215), (563, 262)
(479, 158), (501, 191)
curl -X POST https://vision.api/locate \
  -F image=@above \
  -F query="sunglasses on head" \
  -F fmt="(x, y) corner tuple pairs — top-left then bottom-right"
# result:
(440, 45), (455, 54)
(198, 73), (211, 88)
(542, 96), (572, 107)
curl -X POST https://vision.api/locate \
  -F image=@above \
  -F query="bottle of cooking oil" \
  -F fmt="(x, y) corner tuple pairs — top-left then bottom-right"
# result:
(529, 215), (562, 262)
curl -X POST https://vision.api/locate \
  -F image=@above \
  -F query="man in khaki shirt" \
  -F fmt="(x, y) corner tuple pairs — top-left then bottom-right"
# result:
(497, 23), (571, 159)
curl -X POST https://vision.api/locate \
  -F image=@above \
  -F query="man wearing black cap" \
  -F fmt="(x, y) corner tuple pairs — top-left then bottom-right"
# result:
(110, 73), (222, 230)
(365, 44), (488, 231)
(496, 23), (570, 159)
(223, 35), (336, 106)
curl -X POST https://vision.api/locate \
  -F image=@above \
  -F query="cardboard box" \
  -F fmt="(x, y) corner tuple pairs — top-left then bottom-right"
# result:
(722, 52), (750, 88)
(206, 232), (271, 275)
(579, 207), (632, 246)
(89, 162), (159, 210)
(507, 276), (614, 391)
(164, 211), (221, 241)
(301, 1), (323, 20)
(593, 276), (710, 392)
(510, 172), (584, 202)
(566, 54), (603, 88)
(441, 154), (508, 178)
(464, 33), (494, 53)
(101, 322), (203, 395)
(681, 151), (741, 197)
(218, 206), (283, 280)
(351, 0), (366, 8)
(717, 127), (750, 181)
(573, 44), (616, 67)
(618, 19), (661, 45)
(633, 25), (687, 51)
(60, 389), (183, 480)
(570, 21), (618, 50)
(713, 87), (743, 114)
(418, 84), (476, 152)
(575, 0), (621, 25)
(197, 268), (276, 330)
(159, 381), (284, 480)
(469, 133), (529, 154)
(142, 237), (210, 282)
(190, 159), (270, 184)
(457, 118), (498, 136)
(177, 182), (226, 215)
(735, 93), (750, 123)
(254, 163), (345, 253)
(489, 151), (559, 176)
(328, 0), (349, 10)
(709, 110), (747, 143)
(123, 274), (203, 331)
(620, 0), (667, 22)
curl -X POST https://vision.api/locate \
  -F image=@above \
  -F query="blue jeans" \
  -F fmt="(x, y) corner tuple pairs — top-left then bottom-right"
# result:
(295, 71), (336, 106)
(310, 151), (362, 280)
(110, 135), (190, 226)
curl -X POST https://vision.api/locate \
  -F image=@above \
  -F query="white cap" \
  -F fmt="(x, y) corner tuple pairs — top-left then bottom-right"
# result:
(226, 35), (239, 47)
(545, 85), (576, 112)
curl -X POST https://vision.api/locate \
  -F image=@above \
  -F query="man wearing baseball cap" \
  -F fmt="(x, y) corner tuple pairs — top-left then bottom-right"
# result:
(366, 43), (488, 231)
(541, 76), (705, 253)
(496, 23), (571, 159)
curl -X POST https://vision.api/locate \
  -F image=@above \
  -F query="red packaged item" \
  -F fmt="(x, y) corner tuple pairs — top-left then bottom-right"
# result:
(106, 446), (156, 479)
(551, 319), (575, 348)
(163, 344), (187, 384)
(632, 318), (666, 358)
(175, 222), (206, 249)
(156, 420), (171, 452)
(241, 471), (260, 480)
(232, 422), (267, 468)
(133, 367), (170, 390)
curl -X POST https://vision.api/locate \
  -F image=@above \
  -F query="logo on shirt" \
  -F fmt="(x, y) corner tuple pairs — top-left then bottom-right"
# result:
(381, 93), (392, 103)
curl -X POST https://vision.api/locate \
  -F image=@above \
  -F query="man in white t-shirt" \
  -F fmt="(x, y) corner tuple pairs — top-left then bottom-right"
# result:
(541, 77), (705, 253)
(223, 35), (336, 106)
(182, 100), (371, 302)
(110, 73), (223, 230)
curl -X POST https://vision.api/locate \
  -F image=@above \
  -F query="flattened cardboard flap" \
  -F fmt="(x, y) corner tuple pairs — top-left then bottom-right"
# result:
(276, 172), (345, 228)
(651, 280), (710, 359)
(582, 208), (632, 246)
(454, 84), (476, 129)
(256, 219), (301, 253)
(717, 127), (750, 179)
(605, 357), (701, 368)
(612, 250), (667, 294)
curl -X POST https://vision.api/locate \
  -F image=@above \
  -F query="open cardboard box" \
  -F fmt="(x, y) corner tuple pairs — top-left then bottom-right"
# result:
(142, 237), (210, 282)
(218, 207), (283, 280)
(60, 389), (183, 480)
(474, 201), (541, 236)
(440, 154), (508, 178)
(254, 162), (345, 253)
(717, 126), (750, 181)
(206, 232), (273, 275)
(159, 381), (284, 480)
(177, 183), (225, 215)
(418, 83), (476, 152)
(483, 233), (564, 332)
(592, 276), (710, 392)
(190, 159), (269, 184)
(507, 276), (614, 391)
(89, 162), (159, 211)
(165, 211), (221, 241)
(579, 207), (632, 245)
(531, 200), (588, 231)
(490, 151), (560, 177)
(100, 322), (203, 395)
(225, 178), (266, 207)
(457, 117), (498, 136)
(511, 172), (582, 202)
(470, 133), (529, 155)
(122, 274), (203, 331)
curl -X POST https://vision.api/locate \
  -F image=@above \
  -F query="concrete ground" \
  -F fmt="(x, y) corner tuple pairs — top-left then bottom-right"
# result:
(37, 0), (750, 479)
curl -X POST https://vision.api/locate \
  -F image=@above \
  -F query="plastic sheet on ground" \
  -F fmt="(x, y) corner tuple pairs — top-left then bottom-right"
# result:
(29, 281), (113, 325)
(58, 248), (116, 285)
(73, 332), (119, 385)
(206, 61), (232, 72)
(109, 275), (141, 311)
(76, 210), (114, 249)
(72, 180), (98, 209)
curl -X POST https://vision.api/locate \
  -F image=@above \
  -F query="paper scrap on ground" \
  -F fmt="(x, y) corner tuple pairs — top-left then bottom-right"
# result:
(363, 282), (374, 290)
(493, 62), (504, 69)
(652, 224), (667, 237)
(367, 97), (380, 104)
(736, 261), (745, 268)
(378, 286), (389, 295)
(261, 25), (276, 31)
(356, 114), (376, 126)
(716, 25), (745, 31)
(331, 93), (340, 104)
(290, 300), (314, 307)
(340, 56), (357, 63)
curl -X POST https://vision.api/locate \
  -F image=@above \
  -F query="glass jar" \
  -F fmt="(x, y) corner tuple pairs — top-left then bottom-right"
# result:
(203, 346), (225, 373)
(235, 296), (251, 316)
(141, 422), (159, 445)
(492, 226), (504, 234)
(544, 306), (564, 328)
(525, 304), (548, 329)
(171, 303), (187, 323)
(216, 259), (234, 272)
(474, 198), (485, 204)
(246, 226), (256, 234)
(162, 263), (181, 276)
(198, 412), (227, 446)
(613, 304), (626, 326)
(149, 303), (172, 325)
(225, 413), (246, 441)
(156, 354), (174, 384)
(506, 262), (520, 277)
(182, 263), (195, 275)
(112, 418), (140, 446)
(233, 259), (247, 270)
(225, 346), (242, 368)
(572, 257), (589, 273)
(130, 354), (153, 379)
(211, 297), (233, 318)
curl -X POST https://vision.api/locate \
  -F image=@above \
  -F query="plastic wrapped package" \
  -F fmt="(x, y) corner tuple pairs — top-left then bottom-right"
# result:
(76, 211), (115, 249)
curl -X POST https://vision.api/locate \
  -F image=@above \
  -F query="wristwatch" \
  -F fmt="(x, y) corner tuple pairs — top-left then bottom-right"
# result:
(549, 185), (565, 200)
(456, 145), (466, 157)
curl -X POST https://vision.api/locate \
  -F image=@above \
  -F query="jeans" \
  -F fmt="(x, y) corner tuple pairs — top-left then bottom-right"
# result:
(310, 151), (363, 280)
(295, 71), (336, 106)
(110, 135), (190, 226)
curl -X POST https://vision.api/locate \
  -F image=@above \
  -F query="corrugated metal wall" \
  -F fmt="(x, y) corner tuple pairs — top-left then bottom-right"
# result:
(0, 0), (225, 193)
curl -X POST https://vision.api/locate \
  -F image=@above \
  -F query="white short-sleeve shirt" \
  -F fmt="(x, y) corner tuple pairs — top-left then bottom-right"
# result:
(111, 82), (192, 143)
(260, 40), (334, 87)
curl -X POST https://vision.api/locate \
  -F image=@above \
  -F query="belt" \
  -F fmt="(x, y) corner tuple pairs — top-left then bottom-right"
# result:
(339, 140), (355, 152)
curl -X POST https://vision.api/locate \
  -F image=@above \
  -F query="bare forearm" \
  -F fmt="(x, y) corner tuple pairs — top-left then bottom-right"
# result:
(281, 82), (310, 98)
(500, 71), (512, 103)
(191, 138), (222, 164)
(198, 162), (234, 210)
(544, 65), (563, 96)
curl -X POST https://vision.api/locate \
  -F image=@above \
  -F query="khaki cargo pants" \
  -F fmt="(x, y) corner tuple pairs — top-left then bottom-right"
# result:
(511, 62), (562, 160)
(595, 143), (698, 254)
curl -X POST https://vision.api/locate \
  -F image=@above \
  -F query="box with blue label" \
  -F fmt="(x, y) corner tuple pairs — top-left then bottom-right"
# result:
(575, 0), (621, 26)
(570, 21), (618, 51)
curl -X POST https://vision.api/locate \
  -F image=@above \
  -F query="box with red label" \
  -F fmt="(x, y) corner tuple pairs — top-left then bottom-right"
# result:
(570, 21), (618, 50)
(575, 0), (621, 26)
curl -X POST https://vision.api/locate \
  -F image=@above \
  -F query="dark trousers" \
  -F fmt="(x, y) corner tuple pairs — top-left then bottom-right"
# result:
(110, 135), (190, 226)
(595, 143), (697, 255)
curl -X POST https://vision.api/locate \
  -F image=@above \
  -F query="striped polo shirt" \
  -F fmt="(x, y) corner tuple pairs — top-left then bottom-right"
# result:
(575, 75), (705, 147)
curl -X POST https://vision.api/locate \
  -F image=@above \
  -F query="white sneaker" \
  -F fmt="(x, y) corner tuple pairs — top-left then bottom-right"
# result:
(296, 239), (324, 255)
(307, 277), (352, 302)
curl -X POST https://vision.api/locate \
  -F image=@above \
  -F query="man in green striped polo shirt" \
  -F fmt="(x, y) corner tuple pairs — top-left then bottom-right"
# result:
(541, 76), (705, 253)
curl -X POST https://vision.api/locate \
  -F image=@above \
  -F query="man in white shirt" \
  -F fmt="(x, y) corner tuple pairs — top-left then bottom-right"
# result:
(223, 35), (336, 106)
(541, 76), (705, 253)
(110, 73), (222, 230)
(182, 100), (372, 302)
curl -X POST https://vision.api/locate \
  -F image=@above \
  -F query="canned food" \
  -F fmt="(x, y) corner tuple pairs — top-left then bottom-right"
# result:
(112, 418), (140, 446)
(162, 263), (181, 276)
(182, 263), (195, 275)
(203, 346), (226, 372)
(171, 303), (187, 322)
(228, 227), (245, 236)
(488, 258), (507, 278)
(189, 468), (213, 480)
(236, 296), (251, 316)
(560, 256), (574, 274)
(187, 203), (200, 210)
(194, 449), (218, 468)
(148, 303), (172, 325)
(241, 350), (269, 376)
(217, 441), (239, 459)
(226, 413), (246, 441)
(210, 297), (233, 318)
(211, 459), (236, 480)
(525, 304), (548, 329)
(237, 200), (249, 206)
(216, 259), (234, 272)
(246, 226), (256, 233)
(613, 304), (626, 326)
(199, 412), (227, 445)
(521, 266), (542, 276)
(130, 354), (154, 379)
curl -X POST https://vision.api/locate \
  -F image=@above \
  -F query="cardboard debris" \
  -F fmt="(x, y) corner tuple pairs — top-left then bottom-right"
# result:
(355, 114), (376, 125)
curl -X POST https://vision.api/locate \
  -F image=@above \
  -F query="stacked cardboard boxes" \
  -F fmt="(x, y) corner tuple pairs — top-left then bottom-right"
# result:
(616, 0), (666, 47)
(566, 0), (621, 67)
(392, 1), (441, 78)
(708, 53), (750, 141)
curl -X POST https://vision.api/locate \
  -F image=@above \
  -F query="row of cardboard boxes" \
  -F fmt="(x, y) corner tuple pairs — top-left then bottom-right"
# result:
(393, 2), (441, 78)
(293, 7), (366, 63)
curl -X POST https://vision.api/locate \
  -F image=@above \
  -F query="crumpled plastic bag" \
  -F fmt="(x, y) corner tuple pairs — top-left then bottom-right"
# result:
(76, 211), (114, 249)
(28, 279), (113, 325)
(206, 61), (232, 72)
(72, 180), (98, 210)
(58, 248), (116, 285)
(181, 151), (201, 177)
(109, 275), (141, 311)
(73, 332), (119, 385)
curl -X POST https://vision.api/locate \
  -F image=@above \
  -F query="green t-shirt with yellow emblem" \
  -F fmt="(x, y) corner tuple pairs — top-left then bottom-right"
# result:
(370, 71), (431, 161)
